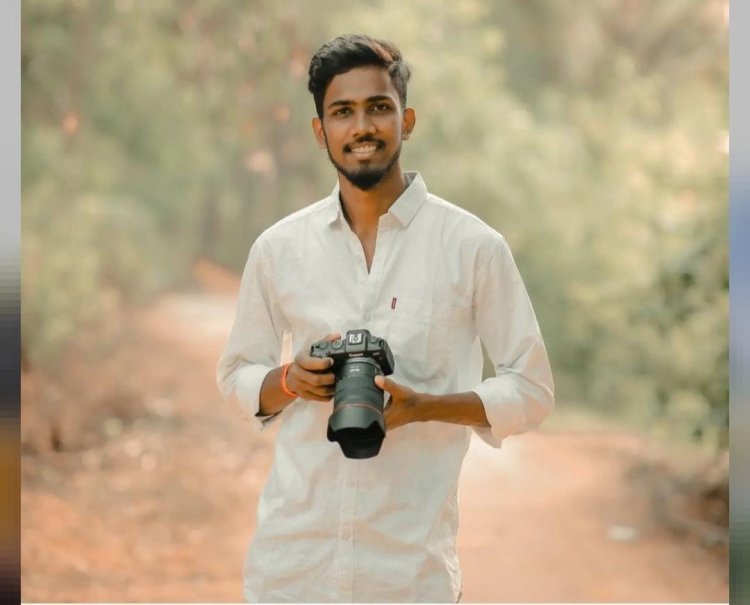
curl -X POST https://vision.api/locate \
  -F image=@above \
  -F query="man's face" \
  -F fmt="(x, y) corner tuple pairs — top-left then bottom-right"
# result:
(312, 66), (415, 191)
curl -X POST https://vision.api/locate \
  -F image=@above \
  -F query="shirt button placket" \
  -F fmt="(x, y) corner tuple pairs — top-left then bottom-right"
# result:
(362, 225), (389, 327)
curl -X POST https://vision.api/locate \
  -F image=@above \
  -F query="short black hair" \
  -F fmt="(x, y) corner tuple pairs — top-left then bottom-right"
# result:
(308, 34), (411, 119)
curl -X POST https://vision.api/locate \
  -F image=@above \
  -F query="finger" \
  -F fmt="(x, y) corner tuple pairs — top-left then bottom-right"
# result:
(324, 332), (342, 342)
(304, 384), (336, 399)
(293, 367), (336, 387)
(294, 353), (334, 371)
(300, 391), (334, 403)
(286, 366), (335, 399)
(296, 377), (336, 396)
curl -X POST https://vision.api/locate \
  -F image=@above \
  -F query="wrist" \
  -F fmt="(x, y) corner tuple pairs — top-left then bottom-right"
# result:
(413, 392), (435, 423)
(258, 365), (297, 417)
(280, 363), (297, 398)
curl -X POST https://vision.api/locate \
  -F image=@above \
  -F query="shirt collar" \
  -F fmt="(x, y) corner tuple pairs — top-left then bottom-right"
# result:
(322, 171), (428, 228)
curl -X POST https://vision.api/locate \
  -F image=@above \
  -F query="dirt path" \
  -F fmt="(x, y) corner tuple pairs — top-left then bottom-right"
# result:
(21, 285), (728, 603)
(458, 431), (727, 602)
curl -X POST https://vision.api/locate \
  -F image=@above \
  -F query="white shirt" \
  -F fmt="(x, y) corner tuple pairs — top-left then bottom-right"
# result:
(217, 172), (554, 603)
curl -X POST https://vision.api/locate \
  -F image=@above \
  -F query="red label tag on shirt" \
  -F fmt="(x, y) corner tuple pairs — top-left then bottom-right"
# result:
(391, 297), (397, 310)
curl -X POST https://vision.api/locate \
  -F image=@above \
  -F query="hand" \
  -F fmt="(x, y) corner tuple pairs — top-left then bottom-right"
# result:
(285, 333), (340, 402)
(374, 375), (422, 432)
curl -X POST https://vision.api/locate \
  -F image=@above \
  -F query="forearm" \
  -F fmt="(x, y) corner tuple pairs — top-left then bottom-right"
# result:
(258, 366), (296, 417)
(414, 391), (490, 427)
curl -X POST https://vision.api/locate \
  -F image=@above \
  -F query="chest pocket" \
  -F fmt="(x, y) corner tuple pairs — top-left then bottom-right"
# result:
(380, 296), (471, 388)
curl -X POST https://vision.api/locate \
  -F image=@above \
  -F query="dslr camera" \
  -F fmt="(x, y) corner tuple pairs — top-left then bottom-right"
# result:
(310, 329), (395, 459)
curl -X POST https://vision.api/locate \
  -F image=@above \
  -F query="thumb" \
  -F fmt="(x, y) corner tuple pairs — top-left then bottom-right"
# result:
(374, 375), (394, 392)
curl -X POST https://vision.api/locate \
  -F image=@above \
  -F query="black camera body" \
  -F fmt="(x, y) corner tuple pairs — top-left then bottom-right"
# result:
(310, 329), (395, 375)
(310, 329), (395, 459)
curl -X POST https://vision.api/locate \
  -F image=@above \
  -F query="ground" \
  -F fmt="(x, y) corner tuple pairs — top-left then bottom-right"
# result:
(21, 261), (728, 603)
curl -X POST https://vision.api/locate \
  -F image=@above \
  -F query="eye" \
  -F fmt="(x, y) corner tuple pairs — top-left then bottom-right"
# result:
(371, 103), (392, 113)
(332, 107), (352, 117)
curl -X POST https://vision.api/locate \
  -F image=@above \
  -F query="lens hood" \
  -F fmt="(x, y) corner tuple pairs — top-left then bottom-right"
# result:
(327, 403), (386, 458)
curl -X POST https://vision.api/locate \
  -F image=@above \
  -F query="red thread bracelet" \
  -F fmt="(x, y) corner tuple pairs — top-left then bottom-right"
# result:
(280, 363), (297, 398)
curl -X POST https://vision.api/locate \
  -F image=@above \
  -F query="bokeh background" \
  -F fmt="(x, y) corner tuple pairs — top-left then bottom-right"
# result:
(20, 0), (729, 602)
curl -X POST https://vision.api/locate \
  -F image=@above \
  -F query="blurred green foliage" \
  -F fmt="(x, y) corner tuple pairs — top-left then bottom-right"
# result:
(21, 0), (728, 448)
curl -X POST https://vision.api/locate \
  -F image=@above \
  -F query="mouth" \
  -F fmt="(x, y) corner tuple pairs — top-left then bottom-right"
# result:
(346, 141), (383, 159)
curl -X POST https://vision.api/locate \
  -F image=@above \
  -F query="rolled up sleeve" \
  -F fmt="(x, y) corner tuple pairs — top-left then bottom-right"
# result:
(470, 234), (555, 447)
(216, 238), (282, 431)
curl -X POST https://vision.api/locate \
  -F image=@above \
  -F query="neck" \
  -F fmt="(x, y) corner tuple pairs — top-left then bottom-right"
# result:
(338, 167), (407, 233)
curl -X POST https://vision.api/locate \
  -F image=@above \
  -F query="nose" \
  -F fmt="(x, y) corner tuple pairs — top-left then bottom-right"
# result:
(352, 109), (376, 137)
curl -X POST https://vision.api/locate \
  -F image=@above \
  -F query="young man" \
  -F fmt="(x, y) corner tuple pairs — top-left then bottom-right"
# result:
(217, 34), (554, 603)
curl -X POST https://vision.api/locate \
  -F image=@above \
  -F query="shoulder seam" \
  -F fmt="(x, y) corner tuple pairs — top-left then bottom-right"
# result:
(258, 196), (332, 239)
(423, 193), (507, 241)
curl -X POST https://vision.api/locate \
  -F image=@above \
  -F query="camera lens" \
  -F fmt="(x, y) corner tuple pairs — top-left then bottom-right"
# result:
(327, 357), (386, 459)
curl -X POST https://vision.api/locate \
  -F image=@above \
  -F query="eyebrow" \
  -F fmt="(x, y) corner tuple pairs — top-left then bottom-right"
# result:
(326, 95), (395, 110)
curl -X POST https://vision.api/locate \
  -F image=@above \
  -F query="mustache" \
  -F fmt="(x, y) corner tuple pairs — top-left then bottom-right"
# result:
(344, 136), (384, 153)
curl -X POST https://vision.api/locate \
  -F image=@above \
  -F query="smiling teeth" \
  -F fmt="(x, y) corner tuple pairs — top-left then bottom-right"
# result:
(352, 145), (377, 153)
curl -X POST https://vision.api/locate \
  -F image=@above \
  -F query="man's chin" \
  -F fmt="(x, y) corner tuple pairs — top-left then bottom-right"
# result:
(343, 169), (387, 191)
(328, 146), (402, 191)
(335, 160), (389, 190)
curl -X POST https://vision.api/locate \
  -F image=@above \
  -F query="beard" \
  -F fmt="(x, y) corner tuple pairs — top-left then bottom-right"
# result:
(325, 136), (402, 191)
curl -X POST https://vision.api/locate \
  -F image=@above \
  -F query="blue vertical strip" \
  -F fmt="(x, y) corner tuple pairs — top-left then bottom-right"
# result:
(730, 1), (750, 603)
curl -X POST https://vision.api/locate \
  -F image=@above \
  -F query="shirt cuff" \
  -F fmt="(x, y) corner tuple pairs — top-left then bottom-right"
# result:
(470, 378), (528, 447)
(234, 363), (281, 431)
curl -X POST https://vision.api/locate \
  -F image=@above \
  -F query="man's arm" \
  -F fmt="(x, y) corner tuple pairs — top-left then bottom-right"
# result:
(375, 376), (488, 431)
(376, 233), (554, 440)
(217, 240), (279, 428)
(468, 234), (554, 442)
(218, 235), (341, 422)
(257, 347), (338, 416)
(217, 242), (338, 425)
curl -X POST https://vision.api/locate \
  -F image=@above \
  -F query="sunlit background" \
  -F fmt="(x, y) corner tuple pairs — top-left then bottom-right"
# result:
(21, 1), (729, 602)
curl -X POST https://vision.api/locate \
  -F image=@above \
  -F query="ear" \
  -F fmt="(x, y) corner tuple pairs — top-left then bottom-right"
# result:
(312, 117), (327, 149)
(401, 107), (416, 141)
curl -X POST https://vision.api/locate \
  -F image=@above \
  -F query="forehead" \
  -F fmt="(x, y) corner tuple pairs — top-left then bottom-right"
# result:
(323, 66), (399, 107)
